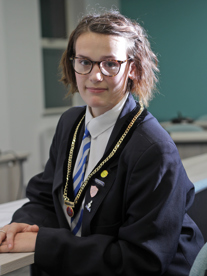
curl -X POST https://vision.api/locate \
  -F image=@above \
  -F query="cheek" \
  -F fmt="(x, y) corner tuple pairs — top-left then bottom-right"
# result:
(110, 74), (129, 92)
(75, 74), (81, 86)
(75, 74), (86, 90)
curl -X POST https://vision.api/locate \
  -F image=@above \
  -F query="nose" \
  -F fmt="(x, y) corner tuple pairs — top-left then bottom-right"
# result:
(89, 63), (103, 82)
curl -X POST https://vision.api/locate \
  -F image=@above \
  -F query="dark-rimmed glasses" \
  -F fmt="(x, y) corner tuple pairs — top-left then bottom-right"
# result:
(70, 57), (130, 77)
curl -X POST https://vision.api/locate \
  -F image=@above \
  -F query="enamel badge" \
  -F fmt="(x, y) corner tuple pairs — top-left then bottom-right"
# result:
(95, 178), (105, 187)
(85, 200), (93, 212)
(90, 185), (99, 197)
(101, 170), (108, 178)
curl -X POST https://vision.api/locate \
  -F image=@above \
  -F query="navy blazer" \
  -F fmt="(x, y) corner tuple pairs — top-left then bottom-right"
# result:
(12, 94), (204, 276)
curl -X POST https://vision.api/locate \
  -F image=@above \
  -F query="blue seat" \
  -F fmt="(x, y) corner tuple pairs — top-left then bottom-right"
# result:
(194, 178), (207, 194)
(188, 179), (207, 275)
(189, 242), (207, 276)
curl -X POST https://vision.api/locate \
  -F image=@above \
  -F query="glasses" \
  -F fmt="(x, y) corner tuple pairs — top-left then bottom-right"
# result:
(70, 57), (130, 77)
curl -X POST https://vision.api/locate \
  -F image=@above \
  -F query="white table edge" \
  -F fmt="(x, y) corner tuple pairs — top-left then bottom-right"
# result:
(0, 252), (34, 275)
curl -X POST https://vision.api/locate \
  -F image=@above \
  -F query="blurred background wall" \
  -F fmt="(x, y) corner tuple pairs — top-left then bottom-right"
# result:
(120, 0), (207, 122)
(0, 0), (206, 187)
(0, 0), (119, 185)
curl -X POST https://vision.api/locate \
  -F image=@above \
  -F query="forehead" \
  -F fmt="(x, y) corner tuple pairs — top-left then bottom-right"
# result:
(75, 32), (128, 59)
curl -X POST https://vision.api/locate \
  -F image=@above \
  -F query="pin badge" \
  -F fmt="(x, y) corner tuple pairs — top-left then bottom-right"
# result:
(85, 200), (93, 212)
(95, 178), (105, 187)
(90, 185), (99, 197)
(101, 170), (108, 178)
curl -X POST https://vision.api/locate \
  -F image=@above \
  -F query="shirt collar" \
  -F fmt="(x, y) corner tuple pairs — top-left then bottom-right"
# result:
(85, 92), (129, 139)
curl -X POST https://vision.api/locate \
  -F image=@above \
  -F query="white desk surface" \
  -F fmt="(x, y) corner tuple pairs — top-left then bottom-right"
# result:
(0, 199), (29, 228)
(0, 153), (207, 275)
(161, 120), (207, 129)
(182, 153), (207, 183)
(0, 199), (31, 275)
(160, 121), (207, 142)
(170, 131), (207, 143)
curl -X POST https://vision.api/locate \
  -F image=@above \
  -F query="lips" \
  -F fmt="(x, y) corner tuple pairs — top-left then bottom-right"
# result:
(86, 87), (107, 93)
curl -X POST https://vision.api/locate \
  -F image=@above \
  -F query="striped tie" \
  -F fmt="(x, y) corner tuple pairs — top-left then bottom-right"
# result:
(71, 126), (91, 235)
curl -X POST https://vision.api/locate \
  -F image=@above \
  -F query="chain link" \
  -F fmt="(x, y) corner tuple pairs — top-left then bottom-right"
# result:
(63, 102), (144, 208)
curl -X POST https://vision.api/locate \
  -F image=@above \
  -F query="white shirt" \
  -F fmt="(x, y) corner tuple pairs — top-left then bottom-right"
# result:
(76, 92), (129, 180)
(60, 92), (129, 236)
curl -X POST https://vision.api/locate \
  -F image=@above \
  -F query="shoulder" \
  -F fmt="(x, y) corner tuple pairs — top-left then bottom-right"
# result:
(57, 105), (86, 128)
(54, 105), (86, 141)
(127, 111), (179, 160)
(121, 96), (175, 152)
(123, 111), (186, 185)
(60, 105), (86, 122)
(137, 111), (175, 146)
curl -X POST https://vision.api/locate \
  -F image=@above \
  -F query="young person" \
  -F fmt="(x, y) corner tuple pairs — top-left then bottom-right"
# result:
(0, 10), (204, 276)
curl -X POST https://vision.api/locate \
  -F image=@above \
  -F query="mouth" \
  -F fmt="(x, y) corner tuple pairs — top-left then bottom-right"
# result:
(86, 87), (107, 93)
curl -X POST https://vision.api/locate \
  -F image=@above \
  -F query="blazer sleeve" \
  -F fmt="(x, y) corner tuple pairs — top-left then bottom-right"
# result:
(33, 140), (202, 276)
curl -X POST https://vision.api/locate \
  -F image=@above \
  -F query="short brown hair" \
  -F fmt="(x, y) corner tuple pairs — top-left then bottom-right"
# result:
(60, 10), (159, 106)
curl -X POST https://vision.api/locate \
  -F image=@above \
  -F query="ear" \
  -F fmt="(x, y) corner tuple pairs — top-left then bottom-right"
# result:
(128, 62), (136, 80)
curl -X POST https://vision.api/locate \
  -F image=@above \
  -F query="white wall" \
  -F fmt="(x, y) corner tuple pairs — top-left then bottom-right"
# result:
(0, 0), (62, 184)
(0, 0), (119, 185)
(0, 1), (10, 150)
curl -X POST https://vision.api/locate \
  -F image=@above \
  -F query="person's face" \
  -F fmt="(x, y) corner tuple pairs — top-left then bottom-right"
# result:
(74, 32), (134, 117)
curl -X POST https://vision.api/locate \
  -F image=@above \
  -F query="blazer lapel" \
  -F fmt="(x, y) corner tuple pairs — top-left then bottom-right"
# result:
(82, 161), (118, 236)
(82, 94), (144, 236)
(53, 108), (85, 193)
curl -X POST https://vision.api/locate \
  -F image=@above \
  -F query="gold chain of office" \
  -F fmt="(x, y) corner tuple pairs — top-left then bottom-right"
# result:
(63, 101), (144, 213)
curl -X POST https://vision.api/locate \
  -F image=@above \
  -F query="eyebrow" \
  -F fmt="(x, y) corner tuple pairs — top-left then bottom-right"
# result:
(76, 54), (118, 60)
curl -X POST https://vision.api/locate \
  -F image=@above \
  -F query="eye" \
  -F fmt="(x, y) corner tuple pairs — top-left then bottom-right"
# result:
(77, 58), (91, 66)
(103, 60), (118, 68)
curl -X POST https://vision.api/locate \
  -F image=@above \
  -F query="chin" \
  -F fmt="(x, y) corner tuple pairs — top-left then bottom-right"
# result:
(87, 99), (106, 108)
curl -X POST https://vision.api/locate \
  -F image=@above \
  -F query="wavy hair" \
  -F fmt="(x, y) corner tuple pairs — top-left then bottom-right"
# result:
(60, 10), (159, 106)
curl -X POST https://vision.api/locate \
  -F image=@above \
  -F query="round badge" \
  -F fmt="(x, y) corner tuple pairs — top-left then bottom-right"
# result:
(66, 206), (74, 217)
(101, 170), (108, 178)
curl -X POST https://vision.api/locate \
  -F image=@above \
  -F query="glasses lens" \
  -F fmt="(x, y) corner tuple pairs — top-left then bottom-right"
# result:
(73, 58), (92, 74)
(100, 60), (120, 76)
